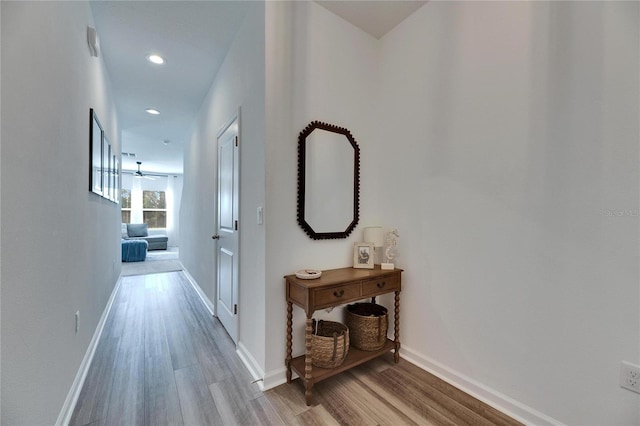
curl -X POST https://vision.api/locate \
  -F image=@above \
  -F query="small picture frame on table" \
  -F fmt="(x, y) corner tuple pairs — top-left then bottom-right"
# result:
(353, 242), (374, 269)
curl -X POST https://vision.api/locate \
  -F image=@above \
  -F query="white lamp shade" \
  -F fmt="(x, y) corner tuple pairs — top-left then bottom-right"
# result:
(363, 226), (384, 247)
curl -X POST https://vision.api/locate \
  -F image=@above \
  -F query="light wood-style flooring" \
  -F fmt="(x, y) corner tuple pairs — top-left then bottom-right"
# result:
(70, 271), (521, 426)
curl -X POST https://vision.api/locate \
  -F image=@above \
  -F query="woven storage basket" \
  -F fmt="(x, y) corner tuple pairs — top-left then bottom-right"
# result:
(345, 303), (388, 351)
(311, 320), (349, 368)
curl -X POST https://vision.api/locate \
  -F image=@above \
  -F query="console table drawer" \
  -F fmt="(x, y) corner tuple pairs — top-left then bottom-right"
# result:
(314, 284), (361, 308)
(362, 276), (399, 296)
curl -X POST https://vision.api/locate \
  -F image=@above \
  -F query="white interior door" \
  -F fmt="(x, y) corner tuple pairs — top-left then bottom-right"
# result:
(215, 117), (239, 343)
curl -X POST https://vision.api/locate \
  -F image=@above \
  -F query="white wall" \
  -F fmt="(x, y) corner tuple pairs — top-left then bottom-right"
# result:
(264, 1), (638, 424)
(376, 2), (639, 424)
(1, 2), (121, 423)
(264, 1), (382, 377)
(180, 2), (266, 368)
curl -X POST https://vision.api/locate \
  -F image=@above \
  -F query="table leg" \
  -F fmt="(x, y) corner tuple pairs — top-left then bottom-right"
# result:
(286, 301), (293, 383)
(394, 290), (401, 363)
(305, 313), (314, 405)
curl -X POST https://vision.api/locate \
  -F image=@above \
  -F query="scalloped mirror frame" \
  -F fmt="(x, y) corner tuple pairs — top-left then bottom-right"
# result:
(297, 121), (361, 240)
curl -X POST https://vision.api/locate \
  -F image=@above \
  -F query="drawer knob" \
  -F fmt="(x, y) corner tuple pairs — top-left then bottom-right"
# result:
(377, 282), (386, 289)
(333, 289), (345, 297)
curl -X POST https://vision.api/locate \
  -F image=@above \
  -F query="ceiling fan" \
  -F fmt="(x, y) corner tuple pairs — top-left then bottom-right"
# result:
(134, 161), (157, 180)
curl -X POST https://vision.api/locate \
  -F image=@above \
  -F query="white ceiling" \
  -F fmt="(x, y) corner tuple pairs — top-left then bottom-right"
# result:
(90, 1), (426, 176)
(316, 1), (427, 39)
(90, 1), (252, 175)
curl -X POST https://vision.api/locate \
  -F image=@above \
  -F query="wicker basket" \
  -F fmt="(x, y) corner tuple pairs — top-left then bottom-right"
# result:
(345, 303), (388, 351)
(311, 320), (349, 368)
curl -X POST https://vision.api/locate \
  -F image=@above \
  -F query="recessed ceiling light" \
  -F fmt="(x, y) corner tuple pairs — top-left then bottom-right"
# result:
(146, 54), (166, 65)
(146, 108), (160, 115)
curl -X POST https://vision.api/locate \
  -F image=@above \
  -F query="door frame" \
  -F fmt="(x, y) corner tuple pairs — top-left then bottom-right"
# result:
(214, 108), (241, 341)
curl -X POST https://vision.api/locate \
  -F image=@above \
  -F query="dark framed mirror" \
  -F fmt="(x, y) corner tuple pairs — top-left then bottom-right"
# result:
(297, 121), (360, 240)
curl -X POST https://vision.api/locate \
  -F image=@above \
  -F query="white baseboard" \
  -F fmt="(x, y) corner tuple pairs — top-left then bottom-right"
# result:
(180, 262), (215, 317)
(236, 342), (266, 391)
(399, 345), (563, 426)
(263, 367), (290, 390)
(56, 276), (124, 426)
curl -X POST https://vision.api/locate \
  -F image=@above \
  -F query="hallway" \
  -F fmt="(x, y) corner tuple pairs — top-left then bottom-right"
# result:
(69, 272), (279, 425)
(68, 271), (521, 426)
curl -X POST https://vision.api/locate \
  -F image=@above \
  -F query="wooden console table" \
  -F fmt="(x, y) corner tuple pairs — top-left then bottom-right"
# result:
(285, 266), (402, 405)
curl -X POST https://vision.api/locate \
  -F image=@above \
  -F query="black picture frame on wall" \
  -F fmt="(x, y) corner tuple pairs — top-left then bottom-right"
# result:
(89, 108), (119, 203)
(89, 108), (103, 196)
(103, 136), (111, 200)
(113, 156), (120, 204)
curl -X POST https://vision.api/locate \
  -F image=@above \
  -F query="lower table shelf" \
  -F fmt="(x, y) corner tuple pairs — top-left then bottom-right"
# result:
(290, 339), (395, 385)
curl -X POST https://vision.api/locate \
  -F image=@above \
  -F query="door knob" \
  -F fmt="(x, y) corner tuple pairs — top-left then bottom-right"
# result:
(211, 235), (220, 240)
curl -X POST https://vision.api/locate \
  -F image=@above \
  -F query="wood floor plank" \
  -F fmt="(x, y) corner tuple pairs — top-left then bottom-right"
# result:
(346, 367), (441, 426)
(350, 366), (458, 426)
(158, 277), (199, 370)
(381, 364), (494, 426)
(144, 278), (171, 360)
(246, 396), (287, 426)
(316, 372), (419, 425)
(103, 352), (144, 426)
(103, 280), (146, 426)
(295, 404), (341, 426)
(174, 363), (223, 425)
(305, 379), (379, 425)
(206, 320), (263, 399)
(263, 380), (312, 424)
(226, 367), (263, 402)
(396, 361), (522, 426)
(106, 300), (128, 339)
(68, 336), (119, 426)
(173, 275), (233, 385)
(145, 354), (183, 426)
(192, 332), (233, 385)
(209, 378), (262, 425)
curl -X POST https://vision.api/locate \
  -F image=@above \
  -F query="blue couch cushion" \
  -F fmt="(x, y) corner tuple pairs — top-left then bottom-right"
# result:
(127, 223), (148, 237)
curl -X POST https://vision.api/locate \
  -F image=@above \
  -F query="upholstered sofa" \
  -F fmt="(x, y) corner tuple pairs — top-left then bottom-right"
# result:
(122, 223), (168, 250)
